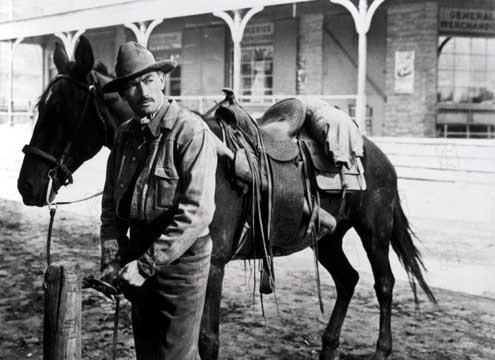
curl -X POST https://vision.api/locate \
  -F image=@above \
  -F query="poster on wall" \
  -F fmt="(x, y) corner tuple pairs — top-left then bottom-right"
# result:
(394, 50), (415, 93)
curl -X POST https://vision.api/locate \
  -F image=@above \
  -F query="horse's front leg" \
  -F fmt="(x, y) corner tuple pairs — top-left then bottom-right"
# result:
(199, 260), (226, 360)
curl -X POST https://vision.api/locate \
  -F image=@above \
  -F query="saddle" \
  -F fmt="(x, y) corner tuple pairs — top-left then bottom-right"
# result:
(217, 97), (366, 258)
(215, 96), (365, 295)
(259, 98), (365, 193)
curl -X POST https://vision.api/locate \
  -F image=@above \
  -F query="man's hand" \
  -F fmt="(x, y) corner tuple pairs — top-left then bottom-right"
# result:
(118, 260), (146, 287)
(100, 262), (122, 286)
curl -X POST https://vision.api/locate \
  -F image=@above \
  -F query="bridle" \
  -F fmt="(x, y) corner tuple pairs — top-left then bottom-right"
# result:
(22, 72), (114, 205)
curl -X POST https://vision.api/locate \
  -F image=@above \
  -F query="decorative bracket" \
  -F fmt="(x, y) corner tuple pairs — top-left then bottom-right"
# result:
(213, 7), (264, 96)
(213, 7), (264, 43)
(54, 30), (86, 59)
(124, 18), (163, 47)
(330, 0), (385, 34)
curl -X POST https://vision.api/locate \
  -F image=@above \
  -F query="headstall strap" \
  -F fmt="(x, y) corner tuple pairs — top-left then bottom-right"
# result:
(23, 71), (113, 201)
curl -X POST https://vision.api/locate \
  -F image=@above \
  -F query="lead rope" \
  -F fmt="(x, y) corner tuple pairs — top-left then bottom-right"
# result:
(46, 205), (56, 267)
(43, 177), (121, 358)
(112, 295), (121, 360)
(44, 187), (119, 360)
(44, 185), (103, 266)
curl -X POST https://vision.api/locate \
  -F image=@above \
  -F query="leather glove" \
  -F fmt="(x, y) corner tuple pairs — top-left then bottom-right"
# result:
(100, 262), (122, 287)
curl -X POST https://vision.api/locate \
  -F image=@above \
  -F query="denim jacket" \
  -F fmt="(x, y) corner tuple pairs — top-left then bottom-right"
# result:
(100, 99), (217, 277)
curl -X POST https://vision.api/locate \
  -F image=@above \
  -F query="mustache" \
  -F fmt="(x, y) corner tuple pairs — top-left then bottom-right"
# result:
(138, 97), (154, 104)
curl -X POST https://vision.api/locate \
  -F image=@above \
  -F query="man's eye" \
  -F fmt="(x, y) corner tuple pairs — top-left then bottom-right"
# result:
(125, 82), (137, 90)
(144, 78), (153, 84)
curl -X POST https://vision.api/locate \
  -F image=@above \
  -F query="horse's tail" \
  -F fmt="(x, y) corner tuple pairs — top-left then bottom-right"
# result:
(391, 197), (437, 305)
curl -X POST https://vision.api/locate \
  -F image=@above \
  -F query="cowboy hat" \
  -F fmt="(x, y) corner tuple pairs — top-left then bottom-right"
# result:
(103, 42), (176, 93)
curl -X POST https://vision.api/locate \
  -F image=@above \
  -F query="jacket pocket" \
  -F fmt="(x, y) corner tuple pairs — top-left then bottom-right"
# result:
(154, 166), (180, 209)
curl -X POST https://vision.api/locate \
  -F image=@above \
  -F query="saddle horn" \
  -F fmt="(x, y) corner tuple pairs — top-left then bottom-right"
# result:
(222, 88), (238, 105)
(201, 88), (238, 119)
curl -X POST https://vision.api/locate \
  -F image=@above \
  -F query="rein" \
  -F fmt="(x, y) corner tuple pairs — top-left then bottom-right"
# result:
(23, 72), (111, 266)
(29, 73), (119, 360)
(22, 72), (114, 203)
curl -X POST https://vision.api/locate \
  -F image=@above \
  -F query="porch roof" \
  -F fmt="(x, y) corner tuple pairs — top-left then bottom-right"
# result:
(0, 0), (314, 41)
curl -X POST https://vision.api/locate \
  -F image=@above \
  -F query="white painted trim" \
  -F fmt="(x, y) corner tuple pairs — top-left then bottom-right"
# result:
(143, 18), (163, 47)
(213, 7), (264, 96)
(239, 6), (264, 42)
(124, 22), (145, 45)
(125, 18), (163, 47)
(330, 0), (362, 33)
(54, 29), (86, 58)
(364, 0), (385, 33)
(330, 0), (387, 135)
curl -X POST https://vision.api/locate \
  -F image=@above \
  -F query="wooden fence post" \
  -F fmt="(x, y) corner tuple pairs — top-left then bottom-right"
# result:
(43, 263), (82, 360)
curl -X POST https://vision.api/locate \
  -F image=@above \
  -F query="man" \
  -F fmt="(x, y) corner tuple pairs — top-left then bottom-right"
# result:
(99, 41), (217, 359)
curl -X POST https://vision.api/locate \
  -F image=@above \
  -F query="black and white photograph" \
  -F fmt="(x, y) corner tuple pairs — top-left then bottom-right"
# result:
(0, 0), (494, 359)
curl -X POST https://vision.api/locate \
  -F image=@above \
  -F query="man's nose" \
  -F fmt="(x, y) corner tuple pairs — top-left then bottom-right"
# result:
(138, 81), (150, 97)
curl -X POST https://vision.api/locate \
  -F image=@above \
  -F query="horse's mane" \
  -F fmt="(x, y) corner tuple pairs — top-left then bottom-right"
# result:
(94, 61), (111, 77)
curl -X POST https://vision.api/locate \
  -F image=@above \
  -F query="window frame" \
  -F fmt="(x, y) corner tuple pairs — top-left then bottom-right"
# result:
(437, 35), (495, 107)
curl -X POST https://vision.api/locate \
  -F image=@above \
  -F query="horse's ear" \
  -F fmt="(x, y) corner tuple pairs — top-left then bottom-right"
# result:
(54, 42), (69, 74)
(74, 36), (94, 76)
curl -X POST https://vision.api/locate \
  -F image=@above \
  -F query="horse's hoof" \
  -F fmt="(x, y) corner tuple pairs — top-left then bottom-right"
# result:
(319, 347), (340, 360)
(369, 350), (391, 360)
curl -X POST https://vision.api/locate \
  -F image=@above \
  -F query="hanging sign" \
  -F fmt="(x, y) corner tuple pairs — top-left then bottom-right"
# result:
(242, 22), (273, 45)
(440, 8), (495, 35)
(149, 32), (182, 51)
(394, 51), (415, 94)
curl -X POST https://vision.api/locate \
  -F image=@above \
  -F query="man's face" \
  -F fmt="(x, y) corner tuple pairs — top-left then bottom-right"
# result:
(120, 71), (165, 117)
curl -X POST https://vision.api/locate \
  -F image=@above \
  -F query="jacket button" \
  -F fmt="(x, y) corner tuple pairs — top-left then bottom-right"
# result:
(131, 156), (136, 161)
(119, 183), (124, 188)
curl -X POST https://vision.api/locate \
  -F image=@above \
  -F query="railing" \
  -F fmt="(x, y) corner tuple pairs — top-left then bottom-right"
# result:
(370, 136), (495, 184)
(436, 124), (495, 139)
(2, 94), (357, 125)
(0, 99), (36, 125)
(172, 94), (358, 118)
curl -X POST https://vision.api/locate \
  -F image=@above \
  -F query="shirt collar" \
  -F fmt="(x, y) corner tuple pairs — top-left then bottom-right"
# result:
(160, 99), (180, 131)
(133, 98), (180, 137)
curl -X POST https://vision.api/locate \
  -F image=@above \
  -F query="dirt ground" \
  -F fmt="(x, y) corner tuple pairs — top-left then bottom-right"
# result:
(0, 198), (494, 360)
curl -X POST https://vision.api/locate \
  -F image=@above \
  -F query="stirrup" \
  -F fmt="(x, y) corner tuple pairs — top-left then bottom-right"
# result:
(259, 267), (274, 295)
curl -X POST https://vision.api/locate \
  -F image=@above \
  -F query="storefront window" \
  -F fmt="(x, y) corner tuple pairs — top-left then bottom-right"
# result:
(149, 32), (182, 96)
(241, 46), (273, 100)
(438, 36), (495, 104)
(240, 23), (274, 103)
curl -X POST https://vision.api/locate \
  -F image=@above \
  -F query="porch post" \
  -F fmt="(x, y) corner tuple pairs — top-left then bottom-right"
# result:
(213, 7), (264, 97)
(330, 0), (385, 134)
(54, 30), (86, 59)
(8, 37), (23, 126)
(124, 19), (163, 47)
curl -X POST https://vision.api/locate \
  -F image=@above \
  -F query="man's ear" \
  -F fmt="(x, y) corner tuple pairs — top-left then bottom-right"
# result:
(160, 72), (166, 92)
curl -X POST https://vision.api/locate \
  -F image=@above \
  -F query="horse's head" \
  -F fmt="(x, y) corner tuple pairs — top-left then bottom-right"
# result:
(17, 36), (122, 206)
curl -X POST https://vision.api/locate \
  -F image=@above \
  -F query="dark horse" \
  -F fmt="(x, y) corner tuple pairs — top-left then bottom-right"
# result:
(18, 37), (436, 360)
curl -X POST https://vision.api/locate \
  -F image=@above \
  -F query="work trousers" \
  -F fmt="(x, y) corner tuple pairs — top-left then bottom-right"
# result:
(127, 234), (212, 360)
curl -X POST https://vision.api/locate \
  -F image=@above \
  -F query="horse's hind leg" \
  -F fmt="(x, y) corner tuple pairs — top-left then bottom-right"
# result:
(354, 205), (395, 360)
(317, 222), (358, 360)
